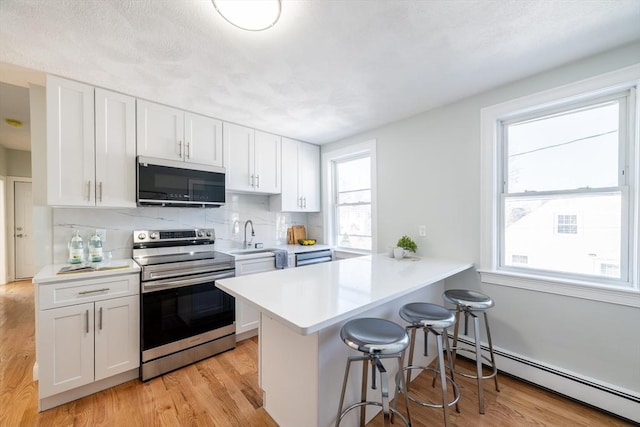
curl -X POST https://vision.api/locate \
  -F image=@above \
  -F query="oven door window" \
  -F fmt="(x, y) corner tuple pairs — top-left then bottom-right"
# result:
(142, 282), (235, 351)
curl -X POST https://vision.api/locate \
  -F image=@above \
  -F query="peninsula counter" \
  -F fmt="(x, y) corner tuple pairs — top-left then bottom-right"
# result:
(216, 254), (473, 427)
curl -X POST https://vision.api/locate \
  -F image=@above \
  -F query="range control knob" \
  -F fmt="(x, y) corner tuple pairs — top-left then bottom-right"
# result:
(150, 232), (159, 240)
(197, 230), (205, 237)
(206, 231), (213, 237)
(137, 232), (146, 240)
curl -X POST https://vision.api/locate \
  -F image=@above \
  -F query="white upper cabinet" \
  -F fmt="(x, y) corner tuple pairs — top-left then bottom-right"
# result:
(47, 76), (136, 207)
(224, 122), (281, 194)
(137, 100), (223, 167)
(95, 88), (137, 207)
(185, 112), (223, 167)
(271, 138), (320, 212)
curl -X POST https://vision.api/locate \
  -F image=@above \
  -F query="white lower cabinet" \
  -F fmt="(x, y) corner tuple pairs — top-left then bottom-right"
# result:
(36, 273), (140, 409)
(235, 257), (276, 335)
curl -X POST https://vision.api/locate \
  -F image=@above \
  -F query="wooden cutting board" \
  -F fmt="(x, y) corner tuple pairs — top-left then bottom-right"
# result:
(292, 225), (306, 243)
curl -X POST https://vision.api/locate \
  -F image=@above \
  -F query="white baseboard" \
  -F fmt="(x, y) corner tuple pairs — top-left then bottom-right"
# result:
(452, 335), (640, 423)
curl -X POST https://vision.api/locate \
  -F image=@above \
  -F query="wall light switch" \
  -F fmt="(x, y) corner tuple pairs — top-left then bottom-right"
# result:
(418, 225), (426, 237)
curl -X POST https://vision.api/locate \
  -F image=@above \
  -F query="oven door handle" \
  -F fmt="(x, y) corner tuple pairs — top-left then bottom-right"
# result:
(142, 271), (235, 293)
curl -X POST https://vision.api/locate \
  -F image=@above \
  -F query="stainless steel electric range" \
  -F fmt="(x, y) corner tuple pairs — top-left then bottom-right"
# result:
(132, 228), (236, 381)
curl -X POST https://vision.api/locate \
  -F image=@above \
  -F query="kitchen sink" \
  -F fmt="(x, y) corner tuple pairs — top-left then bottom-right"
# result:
(227, 248), (276, 260)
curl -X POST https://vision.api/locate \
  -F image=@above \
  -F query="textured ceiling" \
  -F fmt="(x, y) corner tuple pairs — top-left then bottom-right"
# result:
(1, 0), (639, 147)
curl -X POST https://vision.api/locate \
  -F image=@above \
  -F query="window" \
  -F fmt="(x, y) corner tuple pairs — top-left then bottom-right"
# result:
(500, 94), (628, 281)
(334, 155), (371, 250)
(480, 65), (639, 306)
(322, 140), (376, 253)
(556, 214), (578, 235)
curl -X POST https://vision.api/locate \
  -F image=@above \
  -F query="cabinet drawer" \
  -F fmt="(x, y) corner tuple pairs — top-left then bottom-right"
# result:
(39, 274), (139, 310)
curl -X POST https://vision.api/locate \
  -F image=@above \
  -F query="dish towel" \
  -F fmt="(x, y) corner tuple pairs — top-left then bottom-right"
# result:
(273, 249), (289, 269)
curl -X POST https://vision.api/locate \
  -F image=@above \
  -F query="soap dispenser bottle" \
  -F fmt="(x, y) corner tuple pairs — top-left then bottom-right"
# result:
(68, 230), (84, 264)
(88, 231), (104, 263)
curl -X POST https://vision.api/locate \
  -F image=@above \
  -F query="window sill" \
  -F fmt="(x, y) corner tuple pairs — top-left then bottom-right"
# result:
(478, 270), (640, 308)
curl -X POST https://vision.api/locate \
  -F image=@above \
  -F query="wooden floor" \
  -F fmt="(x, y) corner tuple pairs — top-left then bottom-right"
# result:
(0, 279), (632, 427)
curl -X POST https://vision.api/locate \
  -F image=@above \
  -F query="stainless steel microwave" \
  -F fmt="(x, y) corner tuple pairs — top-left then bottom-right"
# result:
(137, 156), (226, 207)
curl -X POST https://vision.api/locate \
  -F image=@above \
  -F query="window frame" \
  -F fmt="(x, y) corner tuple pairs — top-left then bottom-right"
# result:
(322, 140), (377, 254)
(480, 65), (640, 307)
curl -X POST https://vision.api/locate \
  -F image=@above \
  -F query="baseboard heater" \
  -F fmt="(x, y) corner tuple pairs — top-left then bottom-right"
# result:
(450, 334), (640, 423)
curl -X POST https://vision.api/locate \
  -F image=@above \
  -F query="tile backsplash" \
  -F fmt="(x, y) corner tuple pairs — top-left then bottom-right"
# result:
(52, 194), (310, 263)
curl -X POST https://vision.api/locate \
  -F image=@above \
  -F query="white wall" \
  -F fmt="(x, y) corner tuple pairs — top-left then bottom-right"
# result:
(322, 42), (640, 408)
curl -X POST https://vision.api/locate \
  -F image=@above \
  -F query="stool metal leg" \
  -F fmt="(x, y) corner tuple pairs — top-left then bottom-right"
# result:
(360, 358), (369, 427)
(484, 311), (500, 392)
(405, 327), (417, 393)
(450, 306), (462, 370)
(472, 312), (485, 414)
(336, 358), (353, 427)
(435, 331), (451, 426)
(442, 327), (460, 414)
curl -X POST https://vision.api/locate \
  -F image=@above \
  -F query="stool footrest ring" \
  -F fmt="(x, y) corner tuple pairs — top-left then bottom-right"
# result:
(450, 347), (498, 380)
(404, 365), (460, 409)
(337, 401), (411, 427)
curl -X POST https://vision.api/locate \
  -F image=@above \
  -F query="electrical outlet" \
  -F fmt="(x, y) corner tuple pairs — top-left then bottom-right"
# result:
(96, 229), (107, 242)
(418, 225), (426, 237)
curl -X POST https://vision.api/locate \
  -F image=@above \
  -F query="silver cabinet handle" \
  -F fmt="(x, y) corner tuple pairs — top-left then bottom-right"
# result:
(85, 310), (89, 334)
(256, 174), (260, 188)
(250, 174), (255, 188)
(303, 197), (307, 208)
(78, 287), (110, 295)
(186, 142), (191, 159)
(99, 307), (103, 330)
(178, 140), (183, 158)
(299, 197), (303, 208)
(99, 182), (103, 202)
(87, 180), (92, 202)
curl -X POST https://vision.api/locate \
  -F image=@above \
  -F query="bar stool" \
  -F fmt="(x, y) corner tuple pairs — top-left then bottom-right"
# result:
(443, 289), (499, 414)
(399, 303), (460, 427)
(336, 317), (412, 427)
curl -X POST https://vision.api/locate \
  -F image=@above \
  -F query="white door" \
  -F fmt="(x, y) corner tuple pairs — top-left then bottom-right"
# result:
(254, 130), (281, 194)
(95, 88), (137, 208)
(38, 302), (95, 397)
(224, 122), (255, 192)
(136, 100), (184, 161)
(14, 181), (33, 279)
(185, 112), (223, 167)
(94, 295), (140, 381)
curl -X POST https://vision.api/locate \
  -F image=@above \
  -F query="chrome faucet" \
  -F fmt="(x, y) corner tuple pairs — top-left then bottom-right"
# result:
(243, 220), (255, 249)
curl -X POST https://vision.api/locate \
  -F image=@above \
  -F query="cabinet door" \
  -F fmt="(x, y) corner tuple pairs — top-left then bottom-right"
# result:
(298, 142), (320, 212)
(254, 130), (281, 194)
(185, 112), (223, 167)
(235, 258), (276, 334)
(280, 138), (302, 211)
(38, 302), (94, 398)
(94, 295), (140, 381)
(95, 89), (136, 208)
(46, 75), (95, 206)
(224, 122), (255, 192)
(136, 100), (184, 161)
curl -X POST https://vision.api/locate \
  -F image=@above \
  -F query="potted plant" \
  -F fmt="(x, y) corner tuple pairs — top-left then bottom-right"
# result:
(396, 235), (417, 253)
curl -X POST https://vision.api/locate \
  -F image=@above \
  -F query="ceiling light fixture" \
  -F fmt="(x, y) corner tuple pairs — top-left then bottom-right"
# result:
(212, 0), (281, 31)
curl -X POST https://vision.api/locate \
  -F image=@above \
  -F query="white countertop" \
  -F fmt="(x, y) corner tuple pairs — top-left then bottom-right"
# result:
(216, 254), (473, 335)
(33, 259), (140, 284)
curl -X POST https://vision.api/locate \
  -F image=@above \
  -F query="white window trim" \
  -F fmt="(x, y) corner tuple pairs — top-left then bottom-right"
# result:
(322, 140), (377, 253)
(480, 64), (640, 307)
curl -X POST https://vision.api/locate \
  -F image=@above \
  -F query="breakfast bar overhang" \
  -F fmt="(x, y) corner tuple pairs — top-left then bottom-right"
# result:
(216, 255), (473, 427)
